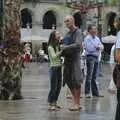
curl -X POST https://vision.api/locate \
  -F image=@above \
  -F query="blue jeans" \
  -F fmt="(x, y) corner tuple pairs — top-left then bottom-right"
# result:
(97, 62), (103, 76)
(85, 55), (99, 96)
(48, 66), (62, 104)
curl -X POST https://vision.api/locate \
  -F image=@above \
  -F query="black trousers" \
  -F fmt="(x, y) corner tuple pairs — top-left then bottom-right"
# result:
(115, 89), (120, 120)
(113, 65), (120, 120)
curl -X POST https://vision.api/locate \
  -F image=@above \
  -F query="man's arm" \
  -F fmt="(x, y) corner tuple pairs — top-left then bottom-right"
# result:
(115, 48), (120, 63)
(115, 32), (120, 63)
(62, 30), (83, 54)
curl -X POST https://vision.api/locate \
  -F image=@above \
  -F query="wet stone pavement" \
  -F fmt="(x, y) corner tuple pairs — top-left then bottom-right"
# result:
(0, 63), (117, 120)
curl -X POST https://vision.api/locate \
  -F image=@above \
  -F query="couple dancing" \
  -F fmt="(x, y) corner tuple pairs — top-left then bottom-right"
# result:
(47, 15), (83, 111)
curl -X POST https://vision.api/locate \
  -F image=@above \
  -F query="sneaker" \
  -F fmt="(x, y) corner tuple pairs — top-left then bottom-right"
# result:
(55, 105), (62, 109)
(98, 94), (104, 97)
(48, 106), (56, 111)
(54, 102), (62, 109)
(85, 94), (91, 98)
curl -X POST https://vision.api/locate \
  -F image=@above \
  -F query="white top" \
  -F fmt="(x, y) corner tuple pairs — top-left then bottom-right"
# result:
(116, 31), (120, 48)
(110, 44), (115, 64)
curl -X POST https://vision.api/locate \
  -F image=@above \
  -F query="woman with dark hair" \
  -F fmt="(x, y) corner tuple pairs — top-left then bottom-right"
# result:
(47, 30), (63, 110)
(113, 15), (120, 120)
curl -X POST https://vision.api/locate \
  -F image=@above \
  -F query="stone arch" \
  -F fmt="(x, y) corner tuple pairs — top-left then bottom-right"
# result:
(21, 8), (33, 28)
(73, 12), (82, 28)
(107, 11), (117, 35)
(42, 10), (57, 29)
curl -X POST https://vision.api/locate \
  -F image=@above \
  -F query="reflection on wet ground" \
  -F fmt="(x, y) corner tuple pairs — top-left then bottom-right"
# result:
(0, 63), (117, 120)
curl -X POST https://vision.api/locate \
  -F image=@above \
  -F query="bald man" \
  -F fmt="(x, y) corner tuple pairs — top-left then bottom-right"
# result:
(61, 15), (83, 111)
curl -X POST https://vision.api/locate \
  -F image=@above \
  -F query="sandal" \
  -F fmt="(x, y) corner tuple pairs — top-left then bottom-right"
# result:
(69, 105), (80, 111)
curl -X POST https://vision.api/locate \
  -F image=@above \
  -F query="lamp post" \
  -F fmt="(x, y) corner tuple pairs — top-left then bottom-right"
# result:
(95, 0), (107, 39)
(96, 0), (103, 39)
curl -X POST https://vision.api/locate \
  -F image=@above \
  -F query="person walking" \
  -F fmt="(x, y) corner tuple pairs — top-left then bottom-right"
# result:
(113, 15), (120, 120)
(47, 30), (62, 111)
(84, 25), (104, 98)
(108, 44), (116, 94)
(62, 15), (83, 111)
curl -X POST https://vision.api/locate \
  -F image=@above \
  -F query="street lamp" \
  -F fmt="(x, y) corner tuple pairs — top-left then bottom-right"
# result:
(95, 0), (106, 39)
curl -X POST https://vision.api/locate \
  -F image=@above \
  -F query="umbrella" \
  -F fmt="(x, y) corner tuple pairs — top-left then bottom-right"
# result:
(102, 35), (116, 43)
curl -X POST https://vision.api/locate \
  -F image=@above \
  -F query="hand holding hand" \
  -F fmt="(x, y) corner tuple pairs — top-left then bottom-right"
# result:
(60, 45), (68, 51)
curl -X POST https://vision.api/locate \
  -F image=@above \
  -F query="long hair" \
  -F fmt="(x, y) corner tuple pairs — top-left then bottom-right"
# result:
(114, 15), (120, 31)
(48, 30), (59, 52)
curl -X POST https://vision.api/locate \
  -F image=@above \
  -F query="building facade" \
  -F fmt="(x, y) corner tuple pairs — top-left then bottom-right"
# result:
(21, 0), (120, 45)
(21, 0), (72, 41)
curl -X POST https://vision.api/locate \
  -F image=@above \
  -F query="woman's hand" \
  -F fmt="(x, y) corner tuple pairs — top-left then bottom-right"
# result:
(60, 45), (68, 51)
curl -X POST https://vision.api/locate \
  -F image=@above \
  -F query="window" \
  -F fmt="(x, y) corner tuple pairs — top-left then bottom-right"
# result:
(21, 8), (32, 28)
(43, 10), (56, 29)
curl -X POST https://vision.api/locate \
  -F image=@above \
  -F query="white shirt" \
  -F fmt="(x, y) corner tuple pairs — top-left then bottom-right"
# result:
(116, 31), (120, 48)
(110, 44), (115, 64)
(84, 34), (103, 57)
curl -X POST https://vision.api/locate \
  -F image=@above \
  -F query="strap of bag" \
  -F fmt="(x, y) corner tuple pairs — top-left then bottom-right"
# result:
(71, 28), (78, 43)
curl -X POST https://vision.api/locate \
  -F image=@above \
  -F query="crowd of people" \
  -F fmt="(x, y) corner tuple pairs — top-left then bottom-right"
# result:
(47, 14), (120, 120)
(0, 13), (119, 120)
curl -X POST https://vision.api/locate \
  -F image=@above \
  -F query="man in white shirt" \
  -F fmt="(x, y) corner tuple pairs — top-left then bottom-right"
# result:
(113, 15), (120, 120)
(84, 25), (104, 98)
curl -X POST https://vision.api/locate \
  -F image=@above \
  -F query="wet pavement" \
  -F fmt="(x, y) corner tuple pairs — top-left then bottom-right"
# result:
(0, 62), (117, 120)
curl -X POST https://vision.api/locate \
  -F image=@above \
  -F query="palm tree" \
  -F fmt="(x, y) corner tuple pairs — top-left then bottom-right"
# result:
(4, 0), (22, 41)
(0, 0), (23, 100)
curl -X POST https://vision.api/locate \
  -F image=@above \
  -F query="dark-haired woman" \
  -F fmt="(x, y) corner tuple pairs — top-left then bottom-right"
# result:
(113, 16), (120, 120)
(47, 30), (62, 110)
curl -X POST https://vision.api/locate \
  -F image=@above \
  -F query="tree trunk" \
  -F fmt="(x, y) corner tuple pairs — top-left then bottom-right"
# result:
(4, 0), (22, 41)
(0, 0), (23, 100)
